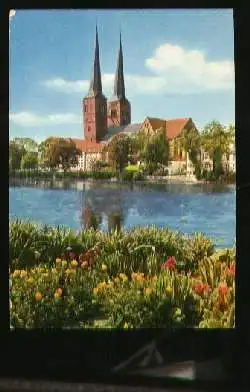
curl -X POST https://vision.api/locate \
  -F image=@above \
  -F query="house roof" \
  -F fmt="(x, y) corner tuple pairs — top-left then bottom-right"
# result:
(143, 117), (191, 140)
(71, 138), (104, 153)
(165, 118), (190, 140)
(146, 117), (166, 131)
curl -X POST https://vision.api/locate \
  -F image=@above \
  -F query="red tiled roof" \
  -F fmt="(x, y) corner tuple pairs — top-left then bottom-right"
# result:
(146, 117), (166, 131)
(165, 118), (190, 140)
(71, 138), (104, 153)
(143, 117), (191, 140)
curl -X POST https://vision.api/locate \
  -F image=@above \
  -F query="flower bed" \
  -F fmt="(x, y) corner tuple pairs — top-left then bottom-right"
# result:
(9, 225), (235, 329)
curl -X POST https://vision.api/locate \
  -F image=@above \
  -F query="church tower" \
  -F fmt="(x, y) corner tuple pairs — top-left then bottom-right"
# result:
(107, 32), (131, 128)
(83, 26), (107, 142)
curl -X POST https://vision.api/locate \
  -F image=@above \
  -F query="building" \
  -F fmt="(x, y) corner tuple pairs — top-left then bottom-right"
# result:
(65, 26), (199, 171)
(199, 142), (236, 173)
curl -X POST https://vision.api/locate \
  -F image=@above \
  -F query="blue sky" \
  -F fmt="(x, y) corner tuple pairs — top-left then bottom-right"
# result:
(9, 9), (234, 142)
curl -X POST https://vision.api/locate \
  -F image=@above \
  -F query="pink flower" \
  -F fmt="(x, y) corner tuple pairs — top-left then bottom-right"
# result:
(162, 256), (176, 270)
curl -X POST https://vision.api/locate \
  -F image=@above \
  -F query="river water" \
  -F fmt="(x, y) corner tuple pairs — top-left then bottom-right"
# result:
(9, 179), (236, 249)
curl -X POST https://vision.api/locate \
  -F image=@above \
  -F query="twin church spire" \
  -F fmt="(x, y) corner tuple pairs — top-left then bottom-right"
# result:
(88, 26), (126, 100)
(83, 26), (130, 142)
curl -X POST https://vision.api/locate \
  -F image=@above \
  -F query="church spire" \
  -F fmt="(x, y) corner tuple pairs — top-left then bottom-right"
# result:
(113, 30), (125, 99)
(88, 25), (102, 97)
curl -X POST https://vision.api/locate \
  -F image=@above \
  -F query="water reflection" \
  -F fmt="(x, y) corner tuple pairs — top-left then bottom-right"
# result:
(9, 178), (235, 248)
(82, 182), (125, 232)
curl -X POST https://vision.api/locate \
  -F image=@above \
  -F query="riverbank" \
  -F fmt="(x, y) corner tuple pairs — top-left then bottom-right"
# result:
(9, 170), (235, 185)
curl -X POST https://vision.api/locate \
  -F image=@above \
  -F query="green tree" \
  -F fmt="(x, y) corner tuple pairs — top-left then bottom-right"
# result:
(201, 121), (231, 175)
(142, 127), (169, 169)
(21, 152), (38, 170)
(103, 133), (131, 172)
(179, 127), (200, 165)
(13, 138), (38, 152)
(39, 138), (81, 172)
(9, 141), (26, 171)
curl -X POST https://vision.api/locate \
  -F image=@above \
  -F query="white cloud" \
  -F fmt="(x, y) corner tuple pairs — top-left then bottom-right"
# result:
(43, 43), (234, 96)
(9, 112), (81, 127)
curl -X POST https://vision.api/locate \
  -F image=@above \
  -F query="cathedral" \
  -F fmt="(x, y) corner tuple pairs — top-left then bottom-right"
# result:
(72, 27), (197, 171)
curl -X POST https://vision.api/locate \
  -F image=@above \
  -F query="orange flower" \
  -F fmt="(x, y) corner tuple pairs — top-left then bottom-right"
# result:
(226, 263), (235, 278)
(56, 288), (63, 297)
(35, 292), (42, 301)
(218, 283), (229, 297)
(144, 287), (152, 295)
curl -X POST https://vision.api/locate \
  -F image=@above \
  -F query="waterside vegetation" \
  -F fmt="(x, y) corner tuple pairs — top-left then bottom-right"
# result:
(10, 219), (235, 329)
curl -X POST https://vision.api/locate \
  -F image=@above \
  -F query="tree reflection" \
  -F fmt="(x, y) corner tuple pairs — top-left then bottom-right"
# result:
(81, 182), (126, 232)
(107, 211), (124, 233)
(81, 207), (102, 230)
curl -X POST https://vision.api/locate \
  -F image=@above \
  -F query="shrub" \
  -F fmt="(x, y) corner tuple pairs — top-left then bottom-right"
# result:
(93, 269), (200, 328)
(119, 170), (134, 182)
(9, 260), (105, 328)
(125, 165), (140, 173)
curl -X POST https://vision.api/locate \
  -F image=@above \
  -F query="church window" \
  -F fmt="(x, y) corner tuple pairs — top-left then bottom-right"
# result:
(88, 126), (91, 133)
(111, 109), (117, 117)
(84, 105), (87, 113)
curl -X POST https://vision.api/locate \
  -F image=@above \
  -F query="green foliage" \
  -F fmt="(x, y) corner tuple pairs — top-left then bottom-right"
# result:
(142, 128), (169, 167)
(10, 220), (216, 277)
(9, 141), (26, 171)
(21, 152), (38, 170)
(9, 221), (235, 329)
(94, 271), (199, 328)
(38, 138), (81, 171)
(103, 134), (131, 172)
(10, 262), (103, 328)
(125, 165), (140, 173)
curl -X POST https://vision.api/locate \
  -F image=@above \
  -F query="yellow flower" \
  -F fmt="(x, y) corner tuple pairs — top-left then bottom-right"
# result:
(51, 268), (57, 274)
(27, 277), (34, 284)
(144, 287), (152, 296)
(35, 292), (42, 301)
(20, 270), (28, 277)
(62, 260), (68, 267)
(119, 273), (128, 282)
(114, 277), (120, 284)
(12, 270), (21, 278)
(55, 258), (61, 264)
(124, 322), (129, 329)
(71, 260), (78, 267)
(65, 268), (76, 275)
(56, 288), (63, 296)
(97, 282), (107, 291)
(101, 264), (107, 271)
(54, 292), (61, 300)
(166, 286), (172, 294)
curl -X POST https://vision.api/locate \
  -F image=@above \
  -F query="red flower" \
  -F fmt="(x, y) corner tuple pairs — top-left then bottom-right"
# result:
(226, 263), (235, 278)
(192, 282), (211, 296)
(218, 283), (229, 297)
(162, 256), (176, 270)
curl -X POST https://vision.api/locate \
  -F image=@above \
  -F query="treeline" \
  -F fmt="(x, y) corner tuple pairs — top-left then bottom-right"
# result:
(9, 121), (235, 182)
